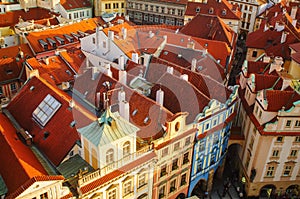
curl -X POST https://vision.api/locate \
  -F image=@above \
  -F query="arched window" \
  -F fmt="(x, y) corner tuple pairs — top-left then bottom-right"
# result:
(123, 141), (130, 157)
(106, 148), (114, 165)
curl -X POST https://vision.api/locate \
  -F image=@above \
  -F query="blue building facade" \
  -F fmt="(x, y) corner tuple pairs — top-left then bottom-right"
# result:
(188, 86), (238, 196)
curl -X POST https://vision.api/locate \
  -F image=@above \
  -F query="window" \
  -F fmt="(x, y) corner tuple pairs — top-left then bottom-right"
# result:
(174, 142), (180, 151)
(160, 18), (164, 24)
(178, 9), (183, 16)
(106, 149), (114, 164)
(92, 37), (96, 44)
(295, 120), (300, 128)
(74, 12), (78, 19)
(113, 3), (119, 9)
(162, 147), (168, 157)
(169, 179), (176, 193)
(185, 136), (191, 146)
(276, 136), (283, 143)
(172, 159), (179, 170)
(197, 158), (203, 172)
(249, 136), (254, 150)
(105, 3), (111, 9)
(121, 3), (124, 8)
(290, 150), (297, 157)
(196, 7), (200, 13)
(213, 134), (219, 145)
(286, 120), (292, 127)
(212, 119), (217, 127)
(108, 189), (117, 199)
(123, 141), (130, 157)
(150, 5), (153, 11)
(245, 152), (250, 169)
(258, 110), (262, 118)
(255, 106), (258, 114)
(40, 193), (48, 199)
(0, 86), (2, 94)
(154, 17), (158, 23)
(159, 185), (165, 199)
(160, 165), (167, 177)
(222, 9), (226, 15)
(138, 173), (146, 188)
(87, 10), (89, 16)
(69, 13), (71, 19)
(199, 140), (205, 151)
(123, 181), (132, 196)
(283, 165), (292, 176)
(180, 173), (187, 186)
(80, 11), (84, 17)
(295, 136), (300, 142)
(183, 152), (189, 164)
(266, 166), (275, 177)
(10, 83), (16, 91)
(33, 94), (61, 126)
(209, 7), (214, 14)
(272, 150), (279, 157)
(252, 51), (257, 57)
(144, 14), (148, 21)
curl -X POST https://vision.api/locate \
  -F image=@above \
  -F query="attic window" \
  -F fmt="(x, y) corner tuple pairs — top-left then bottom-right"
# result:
(32, 94), (61, 127)
(209, 7), (214, 14)
(70, 120), (76, 127)
(132, 109), (138, 116)
(196, 7), (200, 13)
(69, 4), (72, 7)
(6, 69), (13, 74)
(66, 70), (72, 76)
(144, 116), (149, 124)
(43, 131), (50, 140)
(222, 9), (226, 15)
(163, 51), (168, 55)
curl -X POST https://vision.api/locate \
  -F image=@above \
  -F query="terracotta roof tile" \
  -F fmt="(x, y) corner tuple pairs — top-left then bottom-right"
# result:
(60, 0), (92, 10)
(0, 7), (57, 28)
(80, 152), (156, 195)
(0, 113), (47, 195)
(180, 14), (236, 48)
(185, 0), (241, 20)
(26, 18), (97, 54)
(265, 90), (300, 111)
(6, 77), (95, 166)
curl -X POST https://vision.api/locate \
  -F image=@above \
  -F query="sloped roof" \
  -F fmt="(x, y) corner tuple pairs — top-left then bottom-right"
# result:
(60, 0), (92, 10)
(26, 18), (97, 54)
(264, 90), (300, 111)
(6, 77), (95, 166)
(0, 113), (47, 195)
(185, 0), (241, 20)
(180, 14), (236, 48)
(0, 43), (33, 58)
(78, 109), (139, 146)
(0, 7), (57, 27)
(25, 56), (76, 85)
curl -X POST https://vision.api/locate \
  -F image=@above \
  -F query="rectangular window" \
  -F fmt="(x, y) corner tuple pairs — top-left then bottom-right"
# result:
(108, 189), (117, 199)
(266, 166), (275, 177)
(87, 10), (89, 16)
(145, 4), (148, 10)
(69, 13), (72, 19)
(92, 37), (96, 44)
(185, 136), (191, 146)
(213, 134), (219, 145)
(180, 173), (187, 186)
(172, 158), (178, 170)
(174, 142), (180, 151)
(295, 120), (300, 128)
(144, 15), (148, 21)
(159, 185), (165, 199)
(249, 136), (254, 150)
(0, 86), (2, 94)
(105, 3), (111, 9)
(160, 165), (167, 177)
(276, 136), (283, 142)
(290, 150), (297, 157)
(123, 181), (132, 196)
(113, 3), (119, 9)
(199, 140), (205, 151)
(286, 120), (291, 127)
(40, 193), (48, 199)
(162, 147), (168, 157)
(183, 152), (189, 164)
(32, 94), (61, 126)
(295, 136), (300, 142)
(10, 83), (16, 91)
(121, 3), (125, 8)
(169, 179), (176, 193)
(283, 166), (292, 176)
(138, 173), (146, 188)
(245, 152), (250, 169)
(252, 51), (257, 57)
(272, 150), (279, 157)
(74, 12), (78, 19)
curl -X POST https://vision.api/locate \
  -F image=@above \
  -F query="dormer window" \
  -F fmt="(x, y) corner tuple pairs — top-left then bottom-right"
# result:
(222, 9), (226, 15)
(209, 7), (214, 14)
(196, 7), (200, 13)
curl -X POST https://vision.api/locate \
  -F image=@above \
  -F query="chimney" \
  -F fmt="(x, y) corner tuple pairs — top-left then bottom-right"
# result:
(180, 74), (188, 81)
(119, 70), (127, 85)
(156, 89), (164, 106)
(187, 41), (195, 49)
(291, 6), (297, 20)
(132, 52), (139, 63)
(122, 27), (127, 40)
(191, 58), (197, 71)
(119, 100), (130, 121)
(167, 66), (174, 74)
(119, 55), (125, 70)
(280, 31), (288, 43)
(118, 90), (126, 102)
(91, 67), (99, 80)
(108, 30), (114, 41)
(149, 30), (154, 38)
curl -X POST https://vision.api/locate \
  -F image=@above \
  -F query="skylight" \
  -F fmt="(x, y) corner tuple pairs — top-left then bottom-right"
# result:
(33, 94), (61, 126)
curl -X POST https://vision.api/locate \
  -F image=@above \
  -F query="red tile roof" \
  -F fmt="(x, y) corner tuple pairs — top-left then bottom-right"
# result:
(80, 152), (156, 195)
(7, 176), (65, 199)
(180, 14), (236, 48)
(289, 42), (300, 52)
(25, 55), (76, 85)
(0, 113), (47, 195)
(185, 0), (241, 20)
(60, 0), (92, 10)
(265, 90), (300, 111)
(0, 7), (57, 28)
(6, 76), (95, 166)
(0, 57), (24, 84)
(291, 51), (300, 63)
(26, 18), (97, 54)
(252, 74), (283, 92)
(0, 43), (33, 58)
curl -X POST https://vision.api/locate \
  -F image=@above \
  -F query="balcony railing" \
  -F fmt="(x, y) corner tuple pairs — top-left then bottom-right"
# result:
(78, 145), (153, 187)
